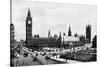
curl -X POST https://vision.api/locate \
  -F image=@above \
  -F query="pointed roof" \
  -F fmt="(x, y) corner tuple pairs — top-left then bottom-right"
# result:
(87, 20), (91, 28)
(68, 25), (71, 31)
(48, 29), (51, 38)
(68, 25), (72, 36)
(48, 29), (50, 33)
(27, 8), (31, 17)
(59, 32), (61, 37)
(86, 20), (91, 27)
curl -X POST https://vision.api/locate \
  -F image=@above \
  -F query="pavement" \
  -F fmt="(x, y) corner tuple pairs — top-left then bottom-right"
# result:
(67, 60), (82, 63)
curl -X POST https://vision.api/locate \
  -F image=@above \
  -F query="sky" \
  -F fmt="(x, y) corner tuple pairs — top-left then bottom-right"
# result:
(12, 0), (97, 41)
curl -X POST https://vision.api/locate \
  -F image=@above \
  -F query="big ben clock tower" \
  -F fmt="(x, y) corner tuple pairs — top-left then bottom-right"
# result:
(26, 9), (32, 46)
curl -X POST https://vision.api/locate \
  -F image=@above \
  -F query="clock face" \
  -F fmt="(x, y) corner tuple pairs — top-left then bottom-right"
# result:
(28, 21), (31, 24)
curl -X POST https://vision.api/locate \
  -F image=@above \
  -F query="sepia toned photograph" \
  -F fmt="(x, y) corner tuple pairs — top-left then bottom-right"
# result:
(10, 0), (97, 67)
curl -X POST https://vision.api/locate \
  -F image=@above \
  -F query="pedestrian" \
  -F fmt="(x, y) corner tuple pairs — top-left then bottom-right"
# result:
(22, 61), (24, 66)
(16, 59), (19, 66)
(36, 52), (38, 57)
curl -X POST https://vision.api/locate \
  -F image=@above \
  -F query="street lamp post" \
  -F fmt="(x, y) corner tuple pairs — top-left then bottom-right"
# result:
(63, 36), (64, 49)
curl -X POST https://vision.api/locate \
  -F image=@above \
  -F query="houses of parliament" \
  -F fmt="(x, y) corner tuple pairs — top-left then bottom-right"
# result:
(11, 9), (92, 49)
(25, 9), (61, 48)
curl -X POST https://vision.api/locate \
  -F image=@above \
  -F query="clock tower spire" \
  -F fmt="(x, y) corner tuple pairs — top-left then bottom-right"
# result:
(26, 9), (32, 46)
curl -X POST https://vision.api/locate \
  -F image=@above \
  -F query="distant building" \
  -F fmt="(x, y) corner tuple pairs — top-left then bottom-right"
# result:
(61, 25), (84, 48)
(57, 32), (62, 48)
(79, 35), (86, 44)
(10, 22), (15, 44)
(92, 35), (97, 48)
(68, 25), (72, 36)
(74, 33), (78, 37)
(32, 37), (57, 48)
(32, 32), (62, 48)
(25, 9), (60, 48)
(25, 9), (83, 49)
(53, 34), (58, 39)
(48, 30), (51, 38)
(26, 9), (32, 46)
(86, 24), (91, 43)
(33, 34), (40, 38)
(63, 36), (79, 42)
(63, 36), (82, 48)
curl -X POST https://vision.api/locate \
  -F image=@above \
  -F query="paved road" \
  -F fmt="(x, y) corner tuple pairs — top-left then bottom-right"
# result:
(13, 54), (41, 66)
(36, 54), (63, 65)
(13, 47), (66, 66)
(14, 47), (82, 66)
